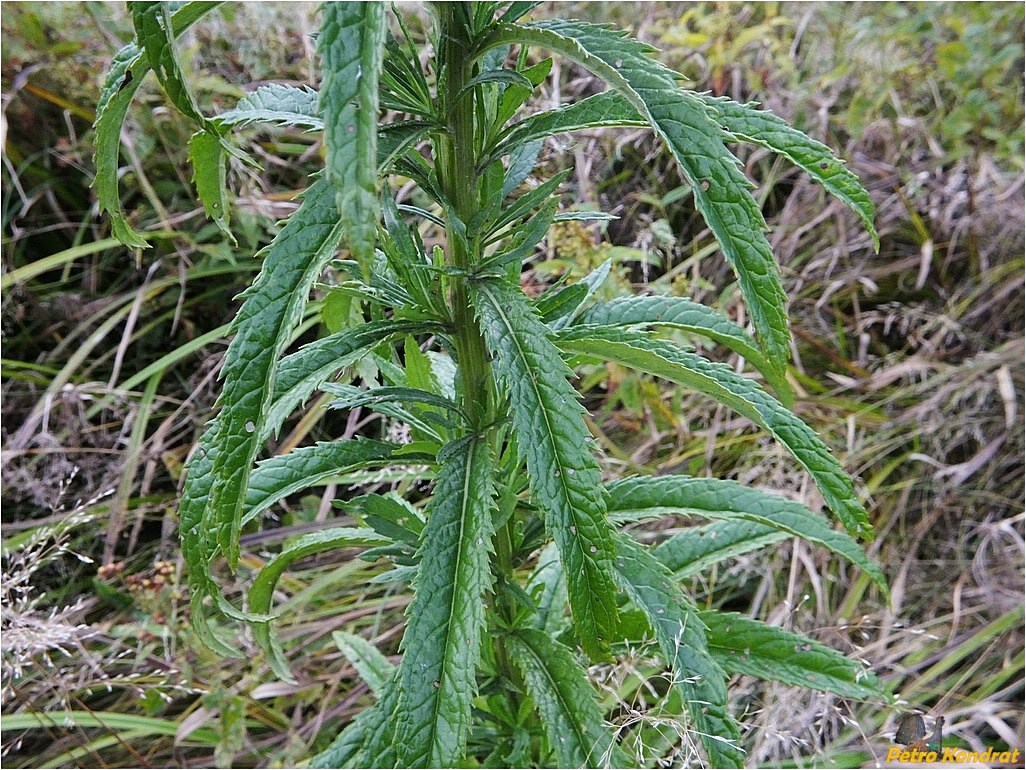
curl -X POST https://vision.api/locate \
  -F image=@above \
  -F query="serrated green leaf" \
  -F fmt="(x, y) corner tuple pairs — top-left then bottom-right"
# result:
(319, 3), (386, 275)
(501, 139), (542, 197)
(505, 628), (619, 768)
(347, 492), (425, 546)
(322, 384), (462, 420)
(699, 611), (887, 700)
(557, 325), (875, 541)
(527, 542), (569, 635)
(470, 279), (619, 658)
(217, 83), (322, 130)
(539, 258), (612, 331)
(242, 438), (397, 528)
(579, 294), (790, 402)
(395, 436), (497, 767)
(333, 631), (396, 697)
(489, 20), (791, 381)
(654, 519), (788, 578)
(188, 130), (234, 243)
(130, 2), (206, 124)
(611, 534), (744, 768)
(267, 320), (440, 440)
(249, 527), (389, 683)
(481, 196), (558, 270)
(94, 3), (221, 248)
(697, 94), (879, 251)
(607, 475), (886, 591)
(493, 89), (646, 158)
(187, 180), (345, 571)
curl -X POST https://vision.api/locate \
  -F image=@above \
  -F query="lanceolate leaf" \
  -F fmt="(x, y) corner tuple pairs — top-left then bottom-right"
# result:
(654, 519), (788, 579)
(699, 611), (887, 700)
(505, 628), (616, 768)
(607, 476), (886, 591)
(319, 3), (386, 275)
(492, 89), (646, 159)
(188, 131), (233, 242)
(579, 294), (790, 401)
(197, 180), (346, 570)
(217, 83), (322, 130)
(696, 94), (879, 251)
(130, 2), (208, 125)
(470, 278), (619, 657)
(241, 438), (399, 526)
(249, 528), (390, 682)
(333, 631), (396, 697)
(488, 20), (791, 381)
(395, 436), (497, 767)
(94, 3), (222, 248)
(266, 320), (441, 439)
(612, 534), (744, 768)
(557, 325), (874, 540)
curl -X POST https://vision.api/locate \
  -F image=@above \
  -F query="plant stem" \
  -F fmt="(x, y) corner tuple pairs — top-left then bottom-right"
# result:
(438, 2), (490, 430)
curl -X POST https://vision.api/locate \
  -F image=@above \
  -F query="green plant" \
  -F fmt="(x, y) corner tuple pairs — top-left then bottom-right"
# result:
(96, 2), (890, 766)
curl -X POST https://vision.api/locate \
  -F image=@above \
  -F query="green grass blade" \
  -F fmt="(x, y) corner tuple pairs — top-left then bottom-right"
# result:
(557, 325), (874, 540)
(248, 527), (390, 683)
(505, 628), (619, 768)
(395, 436), (497, 767)
(1, 238), (123, 291)
(699, 611), (888, 700)
(611, 533), (744, 768)
(319, 2), (386, 275)
(471, 278), (619, 657)
(2, 711), (220, 745)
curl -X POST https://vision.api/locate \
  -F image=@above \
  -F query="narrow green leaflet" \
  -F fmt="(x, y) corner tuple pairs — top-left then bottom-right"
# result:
(188, 131), (233, 242)
(196, 180), (345, 569)
(130, 2), (208, 125)
(557, 325), (874, 540)
(319, 3), (386, 274)
(579, 294), (789, 401)
(131, 2), (237, 239)
(94, 2), (222, 248)
(242, 438), (398, 526)
(492, 89), (646, 159)
(395, 436), (497, 768)
(697, 94), (879, 251)
(505, 628), (616, 768)
(488, 20), (791, 381)
(470, 278), (619, 657)
(333, 631), (396, 697)
(700, 611), (887, 700)
(654, 519), (788, 579)
(248, 528), (390, 682)
(608, 476), (885, 590)
(611, 534), (744, 768)
(217, 83), (322, 130)
(266, 321), (438, 440)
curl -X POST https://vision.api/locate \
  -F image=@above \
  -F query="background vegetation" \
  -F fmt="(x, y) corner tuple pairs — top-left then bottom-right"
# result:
(2, 2), (1022, 767)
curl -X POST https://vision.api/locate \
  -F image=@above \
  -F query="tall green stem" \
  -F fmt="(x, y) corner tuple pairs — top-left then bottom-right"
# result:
(438, 2), (490, 430)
